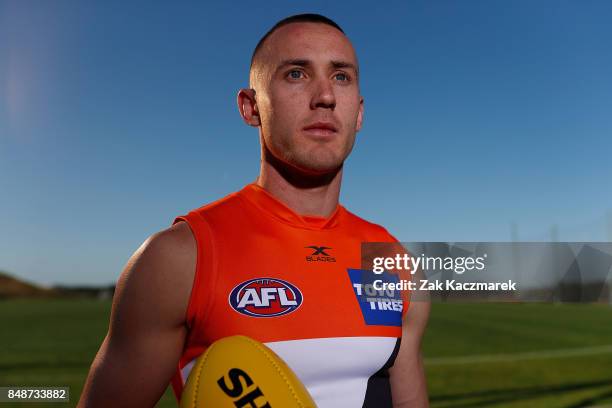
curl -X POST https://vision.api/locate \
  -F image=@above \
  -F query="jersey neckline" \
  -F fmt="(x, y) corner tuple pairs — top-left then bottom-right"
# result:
(238, 183), (343, 230)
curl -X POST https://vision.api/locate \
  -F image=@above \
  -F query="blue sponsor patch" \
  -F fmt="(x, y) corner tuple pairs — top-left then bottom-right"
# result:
(347, 269), (403, 327)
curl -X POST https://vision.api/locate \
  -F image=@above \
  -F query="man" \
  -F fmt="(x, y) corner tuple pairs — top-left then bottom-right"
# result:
(79, 14), (429, 408)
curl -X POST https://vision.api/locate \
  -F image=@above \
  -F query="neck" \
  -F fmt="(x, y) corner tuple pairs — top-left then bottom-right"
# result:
(256, 148), (343, 218)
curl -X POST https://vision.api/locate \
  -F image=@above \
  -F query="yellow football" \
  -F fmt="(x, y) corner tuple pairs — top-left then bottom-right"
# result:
(180, 335), (317, 408)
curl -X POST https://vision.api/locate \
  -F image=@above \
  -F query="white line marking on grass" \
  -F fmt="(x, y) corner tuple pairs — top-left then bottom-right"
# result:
(426, 345), (612, 366)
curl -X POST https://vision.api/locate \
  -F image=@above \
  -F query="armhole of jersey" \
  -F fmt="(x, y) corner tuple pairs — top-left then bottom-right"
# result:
(173, 211), (216, 333)
(401, 281), (411, 320)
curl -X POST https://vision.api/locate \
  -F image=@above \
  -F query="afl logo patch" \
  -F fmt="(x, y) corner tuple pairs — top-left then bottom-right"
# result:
(229, 278), (303, 317)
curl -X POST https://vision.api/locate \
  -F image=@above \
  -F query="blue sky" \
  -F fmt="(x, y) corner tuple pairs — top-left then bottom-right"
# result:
(1, 0), (611, 285)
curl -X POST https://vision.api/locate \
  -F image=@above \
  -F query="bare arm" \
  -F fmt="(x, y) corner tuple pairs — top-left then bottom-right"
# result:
(389, 274), (431, 408)
(78, 222), (196, 407)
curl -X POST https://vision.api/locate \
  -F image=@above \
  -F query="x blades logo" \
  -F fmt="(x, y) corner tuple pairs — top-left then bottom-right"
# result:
(305, 245), (336, 263)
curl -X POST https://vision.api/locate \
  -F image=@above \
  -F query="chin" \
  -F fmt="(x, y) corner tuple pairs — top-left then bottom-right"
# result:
(291, 153), (344, 175)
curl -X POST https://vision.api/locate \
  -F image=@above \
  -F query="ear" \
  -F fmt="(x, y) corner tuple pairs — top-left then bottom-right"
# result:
(237, 88), (261, 127)
(356, 96), (364, 132)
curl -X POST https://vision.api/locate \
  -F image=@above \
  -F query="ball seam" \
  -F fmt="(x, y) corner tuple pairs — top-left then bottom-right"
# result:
(242, 336), (307, 407)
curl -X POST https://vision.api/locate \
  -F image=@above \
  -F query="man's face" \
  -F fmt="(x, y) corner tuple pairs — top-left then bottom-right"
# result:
(251, 22), (363, 175)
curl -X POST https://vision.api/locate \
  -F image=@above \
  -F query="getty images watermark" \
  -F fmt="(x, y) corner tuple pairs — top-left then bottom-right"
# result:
(359, 242), (612, 303)
(369, 252), (517, 292)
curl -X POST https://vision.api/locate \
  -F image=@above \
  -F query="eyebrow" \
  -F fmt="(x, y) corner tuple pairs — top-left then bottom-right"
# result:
(275, 59), (359, 77)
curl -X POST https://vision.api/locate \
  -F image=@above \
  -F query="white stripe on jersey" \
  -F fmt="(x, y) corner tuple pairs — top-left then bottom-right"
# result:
(180, 336), (397, 408)
(266, 336), (397, 408)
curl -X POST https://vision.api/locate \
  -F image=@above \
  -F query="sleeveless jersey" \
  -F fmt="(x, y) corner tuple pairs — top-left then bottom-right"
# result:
(170, 183), (409, 407)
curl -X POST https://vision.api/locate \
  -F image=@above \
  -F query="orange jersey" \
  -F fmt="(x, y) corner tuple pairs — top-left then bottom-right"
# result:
(171, 183), (408, 407)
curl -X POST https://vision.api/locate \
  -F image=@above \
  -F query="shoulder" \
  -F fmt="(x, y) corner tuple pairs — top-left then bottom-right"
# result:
(138, 221), (196, 294)
(142, 221), (196, 261)
(340, 206), (398, 242)
(114, 221), (196, 328)
(129, 221), (196, 286)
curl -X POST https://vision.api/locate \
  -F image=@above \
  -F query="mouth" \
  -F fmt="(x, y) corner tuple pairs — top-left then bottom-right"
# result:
(302, 122), (338, 138)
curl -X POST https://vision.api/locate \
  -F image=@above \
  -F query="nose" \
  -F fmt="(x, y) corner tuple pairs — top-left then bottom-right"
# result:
(310, 78), (336, 111)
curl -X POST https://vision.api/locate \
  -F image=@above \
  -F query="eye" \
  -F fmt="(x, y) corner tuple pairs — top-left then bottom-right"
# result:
(334, 72), (350, 82)
(287, 70), (305, 80)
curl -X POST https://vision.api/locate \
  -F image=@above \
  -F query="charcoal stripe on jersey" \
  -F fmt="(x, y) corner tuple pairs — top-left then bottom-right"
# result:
(362, 337), (401, 407)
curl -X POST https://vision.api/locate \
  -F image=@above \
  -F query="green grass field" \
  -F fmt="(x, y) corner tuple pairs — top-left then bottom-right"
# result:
(1, 299), (611, 407)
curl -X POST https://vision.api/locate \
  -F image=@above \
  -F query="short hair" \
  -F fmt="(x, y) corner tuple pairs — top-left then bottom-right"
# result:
(250, 14), (345, 69)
